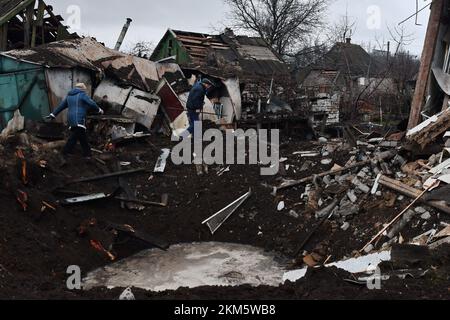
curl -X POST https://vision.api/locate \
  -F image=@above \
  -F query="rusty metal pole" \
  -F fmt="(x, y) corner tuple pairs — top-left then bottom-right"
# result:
(408, 0), (445, 130)
(114, 18), (132, 51)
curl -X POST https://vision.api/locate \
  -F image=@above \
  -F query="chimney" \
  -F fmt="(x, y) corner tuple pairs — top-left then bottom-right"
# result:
(114, 18), (133, 51)
(223, 28), (235, 38)
(345, 38), (351, 44)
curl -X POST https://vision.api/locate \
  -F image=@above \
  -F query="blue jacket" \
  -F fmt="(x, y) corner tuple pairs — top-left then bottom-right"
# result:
(52, 89), (100, 128)
(186, 82), (206, 111)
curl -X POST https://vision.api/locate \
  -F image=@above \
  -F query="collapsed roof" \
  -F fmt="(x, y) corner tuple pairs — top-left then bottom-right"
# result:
(2, 37), (163, 91)
(151, 29), (290, 80)
(0, 0), (78, 51)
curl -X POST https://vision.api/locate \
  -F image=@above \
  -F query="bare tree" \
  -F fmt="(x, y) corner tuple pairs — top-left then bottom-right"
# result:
(326, 8), (357, 44)
(124, 41), (154, 58)
(225, 0), (329, 56)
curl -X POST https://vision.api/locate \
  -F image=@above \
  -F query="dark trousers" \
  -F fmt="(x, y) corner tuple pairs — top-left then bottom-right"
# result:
(63, 127), (91, 157)
(187, 110), (200, 135)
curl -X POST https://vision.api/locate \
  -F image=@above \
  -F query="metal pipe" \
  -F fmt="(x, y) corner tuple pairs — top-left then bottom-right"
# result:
(114, 18), (132, 51)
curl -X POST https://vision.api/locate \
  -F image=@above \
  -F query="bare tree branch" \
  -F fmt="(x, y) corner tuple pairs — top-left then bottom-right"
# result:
(225, 0), (329, 56)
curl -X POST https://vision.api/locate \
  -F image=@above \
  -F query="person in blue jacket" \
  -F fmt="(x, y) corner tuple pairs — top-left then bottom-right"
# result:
(46, 83), (103, 158)
(180, 78), (213, 138)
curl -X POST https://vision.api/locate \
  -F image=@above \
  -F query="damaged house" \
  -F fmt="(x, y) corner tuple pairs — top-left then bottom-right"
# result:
(151, 29), (297, 128)
(0, 37), (202, 137)
(0, 0), (77, 51)
(407, 0), (450, 149)
(298, 38), (391, 128)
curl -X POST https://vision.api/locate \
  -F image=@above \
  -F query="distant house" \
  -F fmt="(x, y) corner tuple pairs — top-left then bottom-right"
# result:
(0, 0), (77, 51)
(298, 38), (391, 126)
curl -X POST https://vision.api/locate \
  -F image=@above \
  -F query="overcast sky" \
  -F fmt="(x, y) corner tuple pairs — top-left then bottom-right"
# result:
(50, 0), (431, 56)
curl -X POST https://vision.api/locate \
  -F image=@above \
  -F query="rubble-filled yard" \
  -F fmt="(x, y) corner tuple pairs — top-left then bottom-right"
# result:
(0, 121), (449, 300)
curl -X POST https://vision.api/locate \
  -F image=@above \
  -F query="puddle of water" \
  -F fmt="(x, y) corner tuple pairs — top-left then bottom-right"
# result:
(83, 242), (287, 292)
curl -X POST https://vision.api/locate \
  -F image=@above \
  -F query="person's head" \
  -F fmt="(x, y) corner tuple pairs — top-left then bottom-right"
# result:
(74, 83), (87, 91)
(201, 78), (214, 90)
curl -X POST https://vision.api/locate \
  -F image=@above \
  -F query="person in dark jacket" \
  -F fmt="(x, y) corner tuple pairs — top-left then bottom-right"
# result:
(46, 83), (103, 158)
(180, 78), (213, 138)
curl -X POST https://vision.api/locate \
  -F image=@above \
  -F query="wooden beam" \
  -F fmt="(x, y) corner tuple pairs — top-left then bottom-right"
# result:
(0, 24), (8, 51)
(23, 1), (35, 49)
(32, 0), (45, 47)
(379, 175), (450, 215)
(0, 0), (35, 26)
(408, 0), (445, 130)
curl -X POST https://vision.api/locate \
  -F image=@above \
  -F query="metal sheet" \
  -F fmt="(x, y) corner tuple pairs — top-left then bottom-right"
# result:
(432, 67), (450, 95)
(93, 79), (132, 114)
(0, 67), (50, 130)
(122, 89), (160, 129)
(223, 77), (242, 122)
(46, 68), (92, 123)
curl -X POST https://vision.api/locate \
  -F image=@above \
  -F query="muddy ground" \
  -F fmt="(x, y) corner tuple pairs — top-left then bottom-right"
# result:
(0, 129), (449, 300)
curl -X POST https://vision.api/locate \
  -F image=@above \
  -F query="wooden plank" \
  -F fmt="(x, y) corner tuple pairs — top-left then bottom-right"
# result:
(408, 0), (445, 130)
(23, 1), (35, 49)
(379, 175), (450, 215)
(442, 94), (450, 111)
(0, 24), (8, 51)
(31, 0), (45, 47)
(0, 0), (35, 26)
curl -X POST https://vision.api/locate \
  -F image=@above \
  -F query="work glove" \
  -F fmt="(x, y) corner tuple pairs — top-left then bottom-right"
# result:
(98, 108), (104, 115)
(45, 114), (56, 121)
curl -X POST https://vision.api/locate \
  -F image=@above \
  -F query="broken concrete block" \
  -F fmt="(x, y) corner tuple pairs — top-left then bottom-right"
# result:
(321, 159), (333, 165)
(420, 212), (432, 220)
(318, 137), (328, 144)
(337, 202), (359, 217)
(287, 210), (299, 219)
(415, 207), (427, 214)
(387, 210), (417, 239)
(347, 190), (357, 203)
(341, 222), (350, 231)
(352, 177), (370, 193)
(376, 191), (382, 197)
(364, 244), (374, 253)
(322, 175), (332, 186)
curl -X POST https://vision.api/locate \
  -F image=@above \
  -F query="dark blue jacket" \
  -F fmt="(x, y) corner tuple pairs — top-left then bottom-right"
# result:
(186, 82), (206, 111)
(52, 89), (100, 128)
